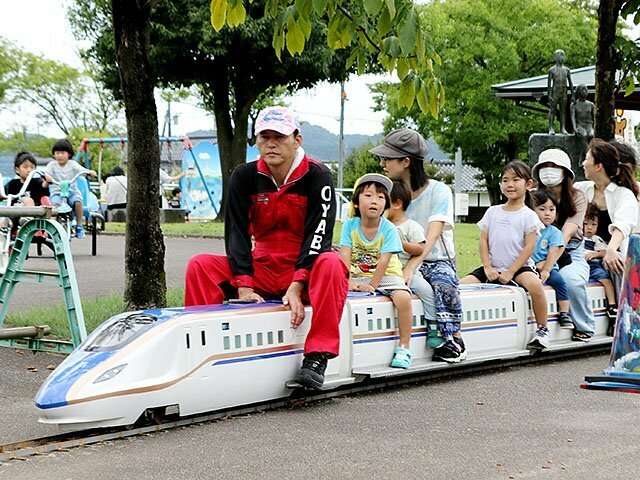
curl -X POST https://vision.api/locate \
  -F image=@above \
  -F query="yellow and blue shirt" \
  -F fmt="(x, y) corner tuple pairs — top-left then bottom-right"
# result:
(340, 217), (403, 277)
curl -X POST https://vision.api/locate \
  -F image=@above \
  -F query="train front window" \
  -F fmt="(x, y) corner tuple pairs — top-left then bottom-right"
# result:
(84, 313), (157, 352)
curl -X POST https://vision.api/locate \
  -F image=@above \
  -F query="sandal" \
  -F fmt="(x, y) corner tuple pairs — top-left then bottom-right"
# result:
(390, 346), (413, 369)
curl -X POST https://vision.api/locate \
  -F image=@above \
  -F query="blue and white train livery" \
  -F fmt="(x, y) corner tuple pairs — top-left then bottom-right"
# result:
(36, 283), (611, 431)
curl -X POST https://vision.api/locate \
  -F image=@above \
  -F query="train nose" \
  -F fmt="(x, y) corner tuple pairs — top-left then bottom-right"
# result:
(35, 350), (115, 410)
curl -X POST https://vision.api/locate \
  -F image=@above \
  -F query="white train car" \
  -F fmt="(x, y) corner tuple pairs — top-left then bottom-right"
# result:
(35, 283), (611, 431)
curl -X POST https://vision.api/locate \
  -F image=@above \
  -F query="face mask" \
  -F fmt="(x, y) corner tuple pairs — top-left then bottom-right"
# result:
(538, 167), (564, 187)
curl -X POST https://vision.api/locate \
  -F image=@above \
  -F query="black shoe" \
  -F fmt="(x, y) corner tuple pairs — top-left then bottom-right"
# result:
(453, 336), (467, 361)
(607, 305), (618, 320)
(571, 331), (593, 343)
(295, 353), (328, 390)
(433, 340), (462, 363)
(558, 312), (574, 330)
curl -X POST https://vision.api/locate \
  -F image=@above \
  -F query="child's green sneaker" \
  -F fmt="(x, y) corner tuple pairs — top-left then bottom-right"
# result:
(390, 346), (413, 369)
(427, 320), (444, 348)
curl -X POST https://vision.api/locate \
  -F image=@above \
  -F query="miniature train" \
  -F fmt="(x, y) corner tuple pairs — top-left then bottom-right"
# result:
(35, 283), (611, 431)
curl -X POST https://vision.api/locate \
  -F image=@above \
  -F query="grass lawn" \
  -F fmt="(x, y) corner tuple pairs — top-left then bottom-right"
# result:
(8, 223), (481, 341)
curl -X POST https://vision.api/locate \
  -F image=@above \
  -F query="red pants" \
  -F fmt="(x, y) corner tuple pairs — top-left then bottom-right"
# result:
(184, 252), (348, 356)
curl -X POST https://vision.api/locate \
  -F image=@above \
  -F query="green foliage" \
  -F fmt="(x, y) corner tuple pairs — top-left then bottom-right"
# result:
(210, 0), (444, 116)
(372, 0), (597, 203)
(340, 141), (385, 189)
(0, 131), (56, 159)
(0, 37), (20, 104)
(6, 49), (123, 136)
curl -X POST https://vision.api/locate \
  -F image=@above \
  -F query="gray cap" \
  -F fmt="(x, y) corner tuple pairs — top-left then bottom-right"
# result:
(355, 173), (393, 192)
(369, 128), (429, 160)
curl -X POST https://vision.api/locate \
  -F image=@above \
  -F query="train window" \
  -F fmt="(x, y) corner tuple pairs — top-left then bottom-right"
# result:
(474, 310), (478, 321)
(386, 318), (391, 329)
(412, 315), (417, 327)
(481, 310), (486, 320)
(84, 313), (157, 352)
(278, 330), (284, 343)
(488, 309), (493, 319)
(267, 332), (274, 345)
(246, 334), (253, 348)
(466, 311), (471, 322)
(201, 331), (206, 346)
(377, 318), (382, 330)
(186, 333), (190, 349)
(223, 336), (230, 350)
(367, 307), (373, 314)
(420, 315), (425, 326)
(234, 335), (241, 348)
(368, 319), (373, 331)
(394, 318), (398, 329)
(355, 314), (359, 327)
(257, 333), (263, 346)
(502, 307), (507, 317)
(221, 322), (229, 331)
(495, 308), (499, 318)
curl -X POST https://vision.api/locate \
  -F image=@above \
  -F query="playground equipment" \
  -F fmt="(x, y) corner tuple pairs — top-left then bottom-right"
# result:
(78, 136), (219, 220)
(0, 206), (86, 355)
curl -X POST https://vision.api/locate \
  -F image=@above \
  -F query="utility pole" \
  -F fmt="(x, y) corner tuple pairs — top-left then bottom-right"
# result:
(161, 100), (172, 137)
(338, 81), (346, 190)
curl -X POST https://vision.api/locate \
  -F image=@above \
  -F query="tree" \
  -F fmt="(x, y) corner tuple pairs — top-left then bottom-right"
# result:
(371, 0), (597, 203)
(0, 38), (19, 104)
(111, 0), (167, 310)
(594, 0), (640, 140)
(7, 52), (122, 136)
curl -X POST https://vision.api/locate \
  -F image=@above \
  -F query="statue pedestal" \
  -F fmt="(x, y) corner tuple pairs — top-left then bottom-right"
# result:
(529, 133), (589, 181)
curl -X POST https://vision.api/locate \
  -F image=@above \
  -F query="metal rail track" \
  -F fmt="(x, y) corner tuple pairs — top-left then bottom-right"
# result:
(0, 341), (611, 464)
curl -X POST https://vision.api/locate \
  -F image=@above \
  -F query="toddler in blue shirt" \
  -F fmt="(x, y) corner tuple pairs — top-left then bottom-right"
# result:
(532, 190), (573, 329)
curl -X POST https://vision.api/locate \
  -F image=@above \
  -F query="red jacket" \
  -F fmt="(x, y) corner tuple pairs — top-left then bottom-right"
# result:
(225, 154), (336, 289)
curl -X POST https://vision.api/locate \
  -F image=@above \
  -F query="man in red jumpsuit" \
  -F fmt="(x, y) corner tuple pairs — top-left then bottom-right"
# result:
(185, 106), (348, 390)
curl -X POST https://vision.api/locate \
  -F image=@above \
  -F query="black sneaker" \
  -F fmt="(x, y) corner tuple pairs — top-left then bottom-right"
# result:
(607, 305), (618, 320)
(433, 340), (462, 363)
(294, 353), (328, 390)
(571, 331), (593, 343)
(453, 336), (467, 361)
(558, 312), (574, 330)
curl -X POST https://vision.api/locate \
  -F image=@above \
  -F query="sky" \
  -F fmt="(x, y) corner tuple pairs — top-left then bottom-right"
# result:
(0, 0), (388, 138)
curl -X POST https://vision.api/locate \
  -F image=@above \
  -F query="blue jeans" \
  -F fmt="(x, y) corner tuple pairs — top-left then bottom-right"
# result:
(410, 270), (437, 321)
(545, 268), (569, 301)
(559, 244), (595, 335)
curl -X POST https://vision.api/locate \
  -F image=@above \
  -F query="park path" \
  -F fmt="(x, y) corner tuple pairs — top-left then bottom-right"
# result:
(4, 234), (225, 313)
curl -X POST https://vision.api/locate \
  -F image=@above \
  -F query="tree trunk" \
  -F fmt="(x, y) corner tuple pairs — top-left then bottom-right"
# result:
(594, 0), (624, 141)
(209, 59), (256, 221)
(112, 0), (167, 309)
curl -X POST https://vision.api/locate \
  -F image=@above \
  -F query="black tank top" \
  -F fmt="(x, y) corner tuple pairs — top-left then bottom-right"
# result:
(594, 205), (612, 243)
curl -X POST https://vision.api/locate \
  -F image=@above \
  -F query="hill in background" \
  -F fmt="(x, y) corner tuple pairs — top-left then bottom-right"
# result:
(187, 122), (449, 162)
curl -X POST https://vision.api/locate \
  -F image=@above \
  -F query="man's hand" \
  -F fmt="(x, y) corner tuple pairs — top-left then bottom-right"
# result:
(283, 281), (305, 328)
(44, 174), (54, 184)
(88, 170), (98, 178)
(237, 287), (265, 303)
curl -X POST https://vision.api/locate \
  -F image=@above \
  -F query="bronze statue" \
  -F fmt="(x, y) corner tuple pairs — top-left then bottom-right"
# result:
(547, 49), (574, 135)
(571, 84), (594, 140)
